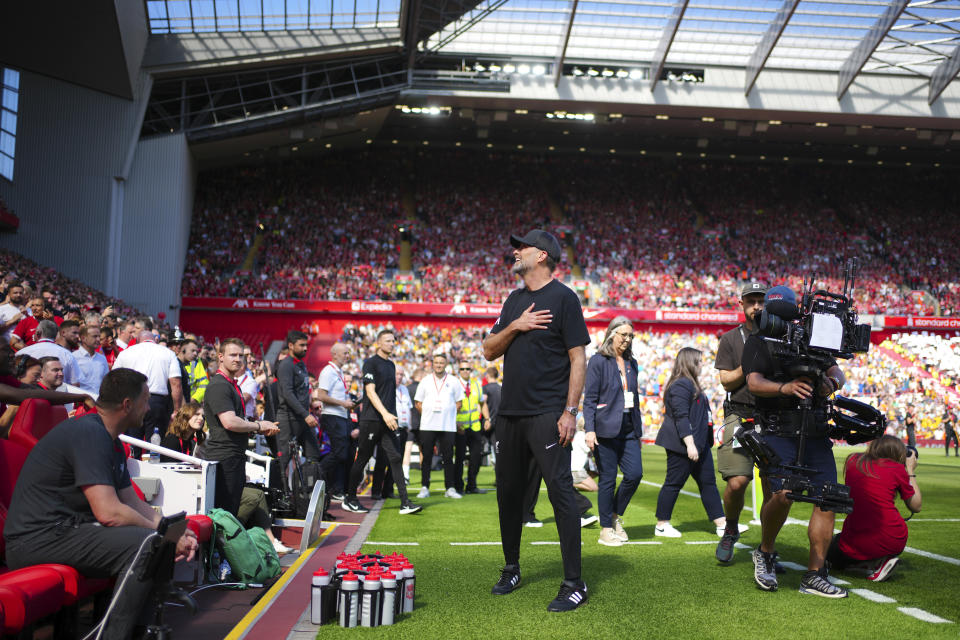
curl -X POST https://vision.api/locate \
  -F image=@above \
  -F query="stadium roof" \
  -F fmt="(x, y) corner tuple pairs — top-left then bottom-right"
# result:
(145, 0), (960, 81)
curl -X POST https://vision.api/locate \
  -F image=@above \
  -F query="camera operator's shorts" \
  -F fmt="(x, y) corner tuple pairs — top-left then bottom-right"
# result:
(762, 433), (836, 495)
(717, 413), (755, 480)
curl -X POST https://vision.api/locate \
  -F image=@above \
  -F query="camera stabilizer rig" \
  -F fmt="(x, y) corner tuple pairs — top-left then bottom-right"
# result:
(738, 260), (887, 513)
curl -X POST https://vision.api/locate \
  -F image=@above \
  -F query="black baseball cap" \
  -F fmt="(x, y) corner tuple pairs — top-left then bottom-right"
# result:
(741, 281), (767, 298)
(510, 229), (562, 262)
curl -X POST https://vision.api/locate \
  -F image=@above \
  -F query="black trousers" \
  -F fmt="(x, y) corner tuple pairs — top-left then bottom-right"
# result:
(127, 393), (171, 458)
(318, 414), (351, 495)
(277, 410), (322, 462)
(419, 430), (456, 489)
(945, 428), (959, 455)
(213, 454), (246, 517)
(455, 429), (485, 492)
(373, 427), (408, 497)
(655, 449), (724, 522)
(524, 462), (592, 520)
(495, 412), (580, 582)
(347, 420), (409, 502)
(6, 523), (157, 640)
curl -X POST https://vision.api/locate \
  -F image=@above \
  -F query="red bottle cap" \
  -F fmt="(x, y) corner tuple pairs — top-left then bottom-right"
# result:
(342, 572), (359, 581)
(314, 569), (328, 577)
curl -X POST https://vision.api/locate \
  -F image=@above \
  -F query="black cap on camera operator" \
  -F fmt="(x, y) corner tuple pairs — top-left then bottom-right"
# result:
(740, 285), (848, 599)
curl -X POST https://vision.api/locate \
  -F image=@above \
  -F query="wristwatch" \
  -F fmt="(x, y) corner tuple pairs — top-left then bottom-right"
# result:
(565, 406), (578, 417)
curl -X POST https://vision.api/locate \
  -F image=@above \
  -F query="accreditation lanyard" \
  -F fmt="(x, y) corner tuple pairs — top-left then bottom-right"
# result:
(618, 361), (634, 411)
(328, 362), (347, 392)
(216, 370), (243, 402)
(431, 374), (448, 412)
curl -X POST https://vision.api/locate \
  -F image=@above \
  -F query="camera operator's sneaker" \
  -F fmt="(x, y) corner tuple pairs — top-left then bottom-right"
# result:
(445, 487), (463, 499)
(547, 580), (588, 612)
(417, 486), (430, 499)
(771, 551), (787, 574)
(716, 523), (749, 537)
(399, 501), (423, 514)
(715, 529), (740, 563)
(752, 549), (778, 592)
(342, 498), (369, 513)
(799, 568), (848, 598)
(491, 565), (521, 595)
(866, 555), (900, 582)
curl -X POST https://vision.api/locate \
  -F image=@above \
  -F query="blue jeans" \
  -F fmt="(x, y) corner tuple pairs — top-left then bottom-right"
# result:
(595, 415), (644, 528)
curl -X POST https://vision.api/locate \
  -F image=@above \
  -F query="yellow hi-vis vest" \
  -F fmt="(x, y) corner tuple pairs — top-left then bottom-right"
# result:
(456, 377), (483, 432)
(188, 360), (209, 403)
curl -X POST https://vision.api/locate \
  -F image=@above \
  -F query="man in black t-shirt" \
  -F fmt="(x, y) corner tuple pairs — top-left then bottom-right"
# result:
(714, 281), (766, 563)
(4, 368), (198, 639)
(483, 229), (590, 613)
(204, 338), (278, 516)
(903, 409), (916, 448)
(741, 285), (848, 599)
(341, 329), (422, 515)
(276, 330), (322, 465)
(943, 409), (958, 456)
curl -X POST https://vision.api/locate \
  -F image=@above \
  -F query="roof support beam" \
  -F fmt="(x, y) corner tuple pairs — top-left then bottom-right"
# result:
(836, 0), (909, 100)
(553, 0), (579, 88)
(929, 43), (960, 104)
(744, 0), (799, 96)
(649, 0), (689, 92)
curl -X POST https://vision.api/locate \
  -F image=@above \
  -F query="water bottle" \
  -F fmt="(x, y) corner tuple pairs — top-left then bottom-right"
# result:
(338, 572), (360, 628)
(149, 427), (162, 463)
(360, 571), (382, 627)
(379, 570), (398, 626)
(311, 569), (332, 625)
(401, 562), (415, 613)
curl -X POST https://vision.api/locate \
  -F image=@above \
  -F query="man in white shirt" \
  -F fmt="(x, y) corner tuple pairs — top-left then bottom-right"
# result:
(16, 320), (82, 386)
(112, 331), (183, 450)
(115, 320), (136, 350)
(414, 353), (464, 499)
(73, 324), (109, 395)
(0, 283), (25, 340)
(316, 343), (356, 501)
(238, 347), (259, 418)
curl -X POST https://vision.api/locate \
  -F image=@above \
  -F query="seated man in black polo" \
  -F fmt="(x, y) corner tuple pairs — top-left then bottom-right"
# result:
(3, 368), (198, 639)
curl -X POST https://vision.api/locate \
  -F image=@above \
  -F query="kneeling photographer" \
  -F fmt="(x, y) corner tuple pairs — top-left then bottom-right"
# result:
(828, 436), (921, 582)
(742, 285), (850, 599)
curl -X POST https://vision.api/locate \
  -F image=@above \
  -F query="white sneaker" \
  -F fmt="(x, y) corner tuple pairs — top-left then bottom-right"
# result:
(716, 523), (750, 537)
(580, 515), (599, 528)
(417, 486), (430, 499)
(655, 523), (682, 538)
(445, 487), (463, 499)
(272, 538), (295, 555)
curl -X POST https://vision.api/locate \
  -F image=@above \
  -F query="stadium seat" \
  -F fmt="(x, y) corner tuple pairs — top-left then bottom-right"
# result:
(7, 399), (68, 450)
(0, 568), (66, 636)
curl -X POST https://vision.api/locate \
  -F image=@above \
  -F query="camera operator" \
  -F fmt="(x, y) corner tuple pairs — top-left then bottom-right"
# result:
(742, 285), (848, 598)
(713, 281), (766, 564)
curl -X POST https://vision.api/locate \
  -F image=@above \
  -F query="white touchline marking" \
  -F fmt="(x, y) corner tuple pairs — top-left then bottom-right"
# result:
(450, 542), (501, 546)
(778, 561), (808, 572)
(897, 607), (954, 624)
(734, 543), (752, 550)
(903, 546), (960, 566)
(906, 518), (960, 522)
(530, 541), (561, 545)
(364, 542), (419, 546)
(623, 541), (662, 545)
(826, 576), (851, 586)
(684, 541), (717, 545)
(850, 589), (896, 604)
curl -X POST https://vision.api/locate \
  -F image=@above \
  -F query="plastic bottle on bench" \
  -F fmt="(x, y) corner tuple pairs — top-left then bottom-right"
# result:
(338, 572), (360, 628)
(149, 427), (162, 463)
(360, 570), (382, 627)
(379, 570), (398, 626)
(310, 568), (333, 625)
(401, 562), (415, 613)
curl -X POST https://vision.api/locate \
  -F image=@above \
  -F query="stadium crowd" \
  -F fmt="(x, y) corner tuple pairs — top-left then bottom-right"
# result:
(180, 153), (958, 316)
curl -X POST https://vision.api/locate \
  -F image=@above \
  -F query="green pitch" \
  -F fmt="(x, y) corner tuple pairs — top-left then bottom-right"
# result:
(321, 446), (960, 640)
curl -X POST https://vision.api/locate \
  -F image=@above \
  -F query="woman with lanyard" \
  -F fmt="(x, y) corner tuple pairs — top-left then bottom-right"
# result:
(161, 401), (206, 461)
(583, 317), (645, 547)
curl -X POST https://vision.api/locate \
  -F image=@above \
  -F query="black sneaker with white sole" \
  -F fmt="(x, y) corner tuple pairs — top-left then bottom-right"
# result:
(329, 492), (346, 503)
(491, 566), (521, 595)
(752, 549), (778, 592)
(341, 498), (369, 513)
(399, 501), (423, 514)
(547, 580), (588, 612)
(715, 529), (739, 563)
(799, 568), (848, 598)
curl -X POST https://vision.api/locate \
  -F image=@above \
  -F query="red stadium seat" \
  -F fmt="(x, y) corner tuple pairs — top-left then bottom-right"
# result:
(8, 399), (68, 450)
(0, 568), (65, 635)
